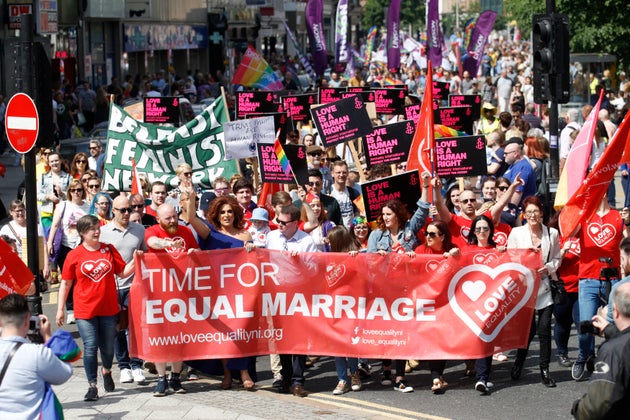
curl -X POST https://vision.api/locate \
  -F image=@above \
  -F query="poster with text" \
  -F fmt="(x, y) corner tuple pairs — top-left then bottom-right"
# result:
(237, 91), (280, 118)
(311, 95), (373, 147)
(256, 143), (307, 184)
(319, 87), (347, 104)
(284, 144), (309, 186)
(144, 96), (180, 124)
(281, 93), (317, 122)
(223, 116), (275, 160)
(374, 88), (407, 115)
(449, 94), (482, 118)
(361, 170), (421, 222)
(245, 112), (289, 144)
(341, 90), (374, 103)
(363, 120), (415, 167)
(432, 81), (450, 101)
(434, 106), (474, 134)
(435, 135), (487, 177)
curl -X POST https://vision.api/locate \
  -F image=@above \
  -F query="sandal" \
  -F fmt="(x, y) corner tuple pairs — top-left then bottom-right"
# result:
(493, 352), (508, 362)
(431, 377), (448, 394)
(242, 379), (255, 391)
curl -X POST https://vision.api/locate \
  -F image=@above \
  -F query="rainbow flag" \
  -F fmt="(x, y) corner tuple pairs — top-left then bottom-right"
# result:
(232, 45), (284, 91)
(274, 138), (292, 177)
(435, 124), (467, 138)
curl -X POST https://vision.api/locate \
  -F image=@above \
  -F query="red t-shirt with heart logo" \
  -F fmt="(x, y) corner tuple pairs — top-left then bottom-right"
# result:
(62, 243), (126, 319)
(579, 209), (623, 280)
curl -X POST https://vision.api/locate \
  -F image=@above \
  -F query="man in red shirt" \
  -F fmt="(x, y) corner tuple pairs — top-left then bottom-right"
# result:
(433, 175), (522, 248)
(145, 204), (198, 396)
(145, 181), (168, 218)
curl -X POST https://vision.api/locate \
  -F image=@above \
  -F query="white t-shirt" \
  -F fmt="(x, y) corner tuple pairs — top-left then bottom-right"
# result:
(329, 187), (354, 228)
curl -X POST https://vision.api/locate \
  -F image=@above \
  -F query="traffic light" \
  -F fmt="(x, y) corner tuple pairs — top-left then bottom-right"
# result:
(532, 13), (571, 104)
(533, 14), (553, 103)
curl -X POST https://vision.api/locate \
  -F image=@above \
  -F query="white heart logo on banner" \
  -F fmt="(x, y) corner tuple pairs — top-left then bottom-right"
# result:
(448, 263), (535, 342)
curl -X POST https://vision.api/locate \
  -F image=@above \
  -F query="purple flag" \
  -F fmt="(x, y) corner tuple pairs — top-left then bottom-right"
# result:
(335, 0), (349, 64)
(463, 10), (497, 76)
(283, 20), (317, 82)
(306, 0), (328, 76)
(427, 0), (442, 68)
(386, 0), (401, 71)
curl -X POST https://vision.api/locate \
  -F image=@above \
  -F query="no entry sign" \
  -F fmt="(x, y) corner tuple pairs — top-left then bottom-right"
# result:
(5, 93), (39, 154)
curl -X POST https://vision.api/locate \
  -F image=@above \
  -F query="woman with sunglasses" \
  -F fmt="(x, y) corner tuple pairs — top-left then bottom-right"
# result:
(169, 163), (203, 203)
(48, 179), (91, 324)
(496, 176), (521, 227)
(37, 152), (71, 239)
(366, 171), (432, 393)
(414, 220), (459, 393)
(507, 196), (560, 388)
(466, 214), (502, 394)
(89, 191), (113, 226)
(70, 152), (89, 180)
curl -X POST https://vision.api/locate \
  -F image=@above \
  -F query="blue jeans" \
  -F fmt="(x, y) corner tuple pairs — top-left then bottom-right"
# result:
(475, 356), (492, 382)
(334, 357), (358, 382)
(76, 315), (117, 384)
(114, 288), (143, 370)
(577, 279), (617, 363)
(553, 291), (579, 355)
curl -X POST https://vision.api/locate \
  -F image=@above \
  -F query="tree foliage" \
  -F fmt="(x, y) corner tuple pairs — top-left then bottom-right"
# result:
(361, 0), (425, 30)
(503, 0), (630, 69)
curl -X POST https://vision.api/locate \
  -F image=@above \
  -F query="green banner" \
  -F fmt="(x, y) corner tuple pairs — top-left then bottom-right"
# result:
(103, 97), (239, 191)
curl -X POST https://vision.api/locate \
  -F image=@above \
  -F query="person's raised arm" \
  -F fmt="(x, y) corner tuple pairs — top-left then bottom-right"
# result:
(431, 176), (452, 223)
(184, 192), (211, 240)
(490, 173), (523, 224)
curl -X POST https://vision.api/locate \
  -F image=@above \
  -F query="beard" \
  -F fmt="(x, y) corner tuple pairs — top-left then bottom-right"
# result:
(160, 221), (179, 234)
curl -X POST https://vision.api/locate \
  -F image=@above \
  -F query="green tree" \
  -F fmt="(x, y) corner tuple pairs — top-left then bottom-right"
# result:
(503, 0), (630, 69)
(362, 0), (425, 30)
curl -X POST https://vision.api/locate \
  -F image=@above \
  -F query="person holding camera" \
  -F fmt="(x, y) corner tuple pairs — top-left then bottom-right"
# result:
(571, 282), (630, 419)
(572, 195), (629, 382)
(0, 294), (73, 417)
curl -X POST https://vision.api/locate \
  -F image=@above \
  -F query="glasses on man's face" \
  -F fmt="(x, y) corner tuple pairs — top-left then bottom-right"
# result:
(277, 219), (295, 227)
(425, 231), (443, 238)
(475, 226), (490, 233)
(460, 198), (476, 204)
(114, 207), (132, 214)
(131, 204), (144, 209)
(307, 181), (321, 187)
(12, 209), (25, 214)
(89, 146), (100, 150)
(497, 186), (509, 191)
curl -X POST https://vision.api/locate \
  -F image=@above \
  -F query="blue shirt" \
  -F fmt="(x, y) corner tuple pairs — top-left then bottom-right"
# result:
(504, 157), (537, 205)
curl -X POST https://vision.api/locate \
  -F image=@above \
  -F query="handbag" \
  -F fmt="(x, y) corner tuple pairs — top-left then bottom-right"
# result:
(76, 111), (86, 126)
(550, 279), (568, 305)
(50, 203), (66, 263)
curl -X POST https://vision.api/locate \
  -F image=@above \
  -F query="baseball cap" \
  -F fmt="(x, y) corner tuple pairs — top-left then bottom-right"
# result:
(199, 191), (216, 212)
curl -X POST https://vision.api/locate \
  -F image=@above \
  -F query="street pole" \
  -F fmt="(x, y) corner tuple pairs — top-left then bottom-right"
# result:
(20, 14), (43, 316)
(547, 0), (559, 180)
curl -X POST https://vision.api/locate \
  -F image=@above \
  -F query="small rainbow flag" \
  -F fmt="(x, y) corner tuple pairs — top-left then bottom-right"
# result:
(274, 138), (292, 177)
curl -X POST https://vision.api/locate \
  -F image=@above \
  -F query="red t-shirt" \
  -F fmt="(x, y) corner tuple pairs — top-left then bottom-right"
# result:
(414, 244), (445, 255)
(145, 206), (158, 217)
(493, 222), (512, 247)
(448, 210), (492, 248)
(61, 243), (126, 319)
(578, 209), (623, 280)
(145, 224), (199, 256)
(558, 237), (580, 293)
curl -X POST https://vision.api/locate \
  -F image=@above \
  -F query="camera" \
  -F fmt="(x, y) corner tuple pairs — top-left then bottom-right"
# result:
(28, 315), (40, 334)
(600, 267), (620, 280)
(579, 320), (601, 335)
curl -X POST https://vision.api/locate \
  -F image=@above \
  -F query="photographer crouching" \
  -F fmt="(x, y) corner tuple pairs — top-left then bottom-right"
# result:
(0, 294), (73, 417)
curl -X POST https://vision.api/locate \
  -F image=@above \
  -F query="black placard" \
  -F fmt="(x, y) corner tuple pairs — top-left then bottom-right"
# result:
(362, 120), (415, 167)
(432, 81), (450, 100)
(373, 88), (406, 114)
(237, 91), (278, 118)
(281, 93), (316, 122)
(341, 90), (374, 103)
(434, 106), (474, 134)
(144, 96), (180, 124)
(310, 95), (373, 147)
(318, 87), (347, 104)
(435, 135), (487, 177)
(449, 94), (482, 118)
(361, 170), (421, 223)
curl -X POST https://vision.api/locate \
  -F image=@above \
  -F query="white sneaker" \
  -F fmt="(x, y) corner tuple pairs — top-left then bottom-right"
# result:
(120, 368), (133, 383)
(66, 311), (76, 324)
(132, 368), (147, 384)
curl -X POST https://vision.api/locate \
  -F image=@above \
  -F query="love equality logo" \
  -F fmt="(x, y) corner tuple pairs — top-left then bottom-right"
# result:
(448, 263), (534, 342)
(80, 259), (112, 283)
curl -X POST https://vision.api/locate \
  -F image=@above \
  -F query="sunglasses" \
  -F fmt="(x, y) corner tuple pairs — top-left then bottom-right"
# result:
(131, 204), (144, 209)
(183, 172), (193, 177)
(397, 164), (406, 170)
(70, 188), (84, 193)
(88, 184), (100, 189)
(425, 231), (443, 238)
(307, 181), (321, 187)
(497, 186), (509, 191)
(460, 198), (476, 204)
(474, 226), (490, 233)
(76, 159), (87, 163)
(115, 207), (132, 214)
(89, 146), (100, 150)
(42, 151), (51, 155)
(277, 219), (295, 226)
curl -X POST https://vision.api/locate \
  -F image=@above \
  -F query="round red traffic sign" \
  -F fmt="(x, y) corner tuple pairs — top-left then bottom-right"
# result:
(5, 93), (39, 154)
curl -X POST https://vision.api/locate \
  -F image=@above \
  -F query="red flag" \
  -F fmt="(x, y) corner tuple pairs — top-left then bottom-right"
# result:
(0, 238), (35, 298)
(130, 158), (143, 196)
(407, 62), (434, 197)
(257, 182), (283, 216)
(560, 115), (630, 238)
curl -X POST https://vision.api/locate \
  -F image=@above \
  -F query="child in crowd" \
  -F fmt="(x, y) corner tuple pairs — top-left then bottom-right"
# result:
(248, 208), (270, 248)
